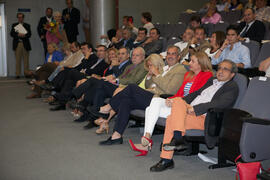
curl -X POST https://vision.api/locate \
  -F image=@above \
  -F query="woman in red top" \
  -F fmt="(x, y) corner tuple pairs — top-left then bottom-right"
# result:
(129, 51), (213, 156)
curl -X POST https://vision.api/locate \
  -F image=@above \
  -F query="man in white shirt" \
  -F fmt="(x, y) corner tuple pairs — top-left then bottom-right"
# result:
(160, 28), (194, 62)
(150, 60), (239, 172)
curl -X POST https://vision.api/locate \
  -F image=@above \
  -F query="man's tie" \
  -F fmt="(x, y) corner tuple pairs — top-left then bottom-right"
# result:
(241, 24), (249, 37)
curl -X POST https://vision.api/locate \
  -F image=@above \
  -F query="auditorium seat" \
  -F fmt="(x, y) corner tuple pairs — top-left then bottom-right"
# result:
(254, 42), (270, 67)
(242, 40), (260, 67)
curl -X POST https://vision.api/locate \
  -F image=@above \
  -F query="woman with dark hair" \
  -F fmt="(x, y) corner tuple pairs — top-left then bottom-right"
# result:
(207, 31), (226, 59)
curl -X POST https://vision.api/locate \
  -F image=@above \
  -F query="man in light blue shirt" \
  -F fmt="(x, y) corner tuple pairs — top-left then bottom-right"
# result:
(211, 25), (251, 68)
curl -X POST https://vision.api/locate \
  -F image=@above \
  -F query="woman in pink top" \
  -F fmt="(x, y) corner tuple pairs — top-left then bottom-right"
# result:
(202, 5), (222, 24)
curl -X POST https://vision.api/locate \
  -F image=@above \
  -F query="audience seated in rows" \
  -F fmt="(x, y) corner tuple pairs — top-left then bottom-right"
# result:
(160, 28), (194, 60)
(129, 51), (213, 155)
(90, 46), (187, 144)
(71, 47), (131, 120)
(180, 27), (211, 64)
(50, 44), (109, 111)
(149, 60), (239, 172)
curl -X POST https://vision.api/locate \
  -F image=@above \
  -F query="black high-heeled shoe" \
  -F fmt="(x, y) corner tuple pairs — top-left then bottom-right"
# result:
(99, 136), (123, 145)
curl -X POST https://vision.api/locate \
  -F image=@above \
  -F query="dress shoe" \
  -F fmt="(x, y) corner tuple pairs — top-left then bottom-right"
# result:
(15, 76), (20, 79)
(150, 159), (174, 172)
(26, 93), (41, 99)
(74, 112), (96, 123)
(50, 105), (66, 111)
(67, 101), (85, 111)
(39, 83), (55, 91)
(163, 138), (188, 151)
(99, 136), (123, 145)
(49, 101), (60, 106)
(87, 106), (109, 119)
(83, 121), (97, 129)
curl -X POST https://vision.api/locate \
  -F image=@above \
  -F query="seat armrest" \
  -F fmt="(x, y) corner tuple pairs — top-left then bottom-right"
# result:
(243, 118), (270, 125)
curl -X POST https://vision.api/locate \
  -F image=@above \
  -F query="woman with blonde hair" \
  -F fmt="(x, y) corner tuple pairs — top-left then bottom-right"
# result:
(129, 51), (213, 156)
(93, 53), (166, 134)
(46, 11), (68, 48)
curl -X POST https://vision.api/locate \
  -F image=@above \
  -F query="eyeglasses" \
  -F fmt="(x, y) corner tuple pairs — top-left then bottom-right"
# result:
(217, 66), (232, 72)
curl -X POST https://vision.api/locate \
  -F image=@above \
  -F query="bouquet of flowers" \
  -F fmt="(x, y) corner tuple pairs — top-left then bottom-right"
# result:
(44, 21), (59, 34)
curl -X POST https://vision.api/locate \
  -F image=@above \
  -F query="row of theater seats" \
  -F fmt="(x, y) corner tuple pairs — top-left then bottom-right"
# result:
(154, 21), (270, 40)
(129, 74), (270, 169)
(158, 34), (270, 69)
(178, 10), (242, 25)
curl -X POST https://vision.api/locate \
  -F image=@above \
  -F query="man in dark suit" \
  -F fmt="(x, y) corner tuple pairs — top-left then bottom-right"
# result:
(239, 8), (265, 43)
(114, 28), (134, 50)
(62, 0), (80, 43)
(50, 44), (109, 111)
(37, 8), (53, 57)
(10, 13), (31, 78)
(150, 60), (239, 172)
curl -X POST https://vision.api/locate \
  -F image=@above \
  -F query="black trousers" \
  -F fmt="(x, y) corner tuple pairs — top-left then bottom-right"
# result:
(41, 39), (47, 58)
(54, 69), (86, 103)
(91, 80), (118, 108)
(51, 68), (71, 91)
(110, 84), (154, 135)
(72, 78), (101, 107)
(72, 77), (100, 99)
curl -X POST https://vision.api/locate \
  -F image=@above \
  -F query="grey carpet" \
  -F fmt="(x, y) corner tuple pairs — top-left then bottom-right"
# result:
(0, 80), (236, 180)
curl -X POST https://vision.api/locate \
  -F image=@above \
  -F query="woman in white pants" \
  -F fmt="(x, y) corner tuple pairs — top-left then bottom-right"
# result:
(129, 52), (213, 156)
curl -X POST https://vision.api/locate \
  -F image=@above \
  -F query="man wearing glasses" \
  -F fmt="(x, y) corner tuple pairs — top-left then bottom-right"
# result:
(150, 60), (239, 172)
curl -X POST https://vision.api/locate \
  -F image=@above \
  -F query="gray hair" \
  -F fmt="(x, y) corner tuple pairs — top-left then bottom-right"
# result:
(133, 47), (146, 58)
(221, 59), (238, 73)
(166, 45), (181, 56)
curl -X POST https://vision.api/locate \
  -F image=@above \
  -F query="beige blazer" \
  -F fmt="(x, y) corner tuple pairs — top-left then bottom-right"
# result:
(145, 63), (187, 96)
(59, 50), (84, 67)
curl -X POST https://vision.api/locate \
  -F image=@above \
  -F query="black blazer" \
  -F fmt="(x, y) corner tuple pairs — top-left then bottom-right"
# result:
(86, 59), (109, 76)
(183, 77), (239, 116)
(239, 20), (266, 43)
(62, 7), (80, 37)
(10, 22), (32, 51)
(74, 54), (98, 73)
(37, 16), (53, 40)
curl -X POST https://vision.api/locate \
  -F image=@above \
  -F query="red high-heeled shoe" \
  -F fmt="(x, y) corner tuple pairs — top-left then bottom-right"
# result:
(128, 139), (153, 157)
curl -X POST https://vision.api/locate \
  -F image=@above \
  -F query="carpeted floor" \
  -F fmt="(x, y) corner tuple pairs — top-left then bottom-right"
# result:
(0, 80), (236, 180)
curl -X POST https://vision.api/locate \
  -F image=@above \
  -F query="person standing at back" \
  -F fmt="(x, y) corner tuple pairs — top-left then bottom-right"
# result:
(10, 12), (31, 79)
(62, 0), (80, 43)
(37, 7), (53, 57)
